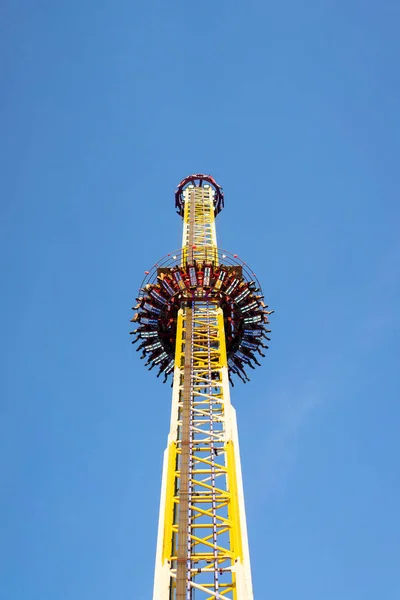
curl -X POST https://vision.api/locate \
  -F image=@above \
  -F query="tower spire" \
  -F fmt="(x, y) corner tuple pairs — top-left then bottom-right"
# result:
(130, 175), (272, 599)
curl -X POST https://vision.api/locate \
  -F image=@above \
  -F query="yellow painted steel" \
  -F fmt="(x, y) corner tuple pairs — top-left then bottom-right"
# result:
(170, 304), (240, 598)
(162, 441), (177, 561)
(182, 192), (190, 265)
(158, 183), (249, 599)
(174, 309), (184, 365)
(226, 441), (243, 562)
(217, 310), (228, 368)
(182, 185), (218, 264)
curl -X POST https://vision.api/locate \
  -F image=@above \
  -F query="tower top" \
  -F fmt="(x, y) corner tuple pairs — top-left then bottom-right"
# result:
(131, 174), (273, 387)
(175, 173), (224, 217)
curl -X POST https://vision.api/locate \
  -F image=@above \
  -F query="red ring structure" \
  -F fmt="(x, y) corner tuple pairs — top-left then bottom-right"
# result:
(174, 173), (224, 217)
(130, 248), (272, 385)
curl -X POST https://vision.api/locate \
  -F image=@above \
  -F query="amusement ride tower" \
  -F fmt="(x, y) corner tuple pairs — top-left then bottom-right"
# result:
(130, 175), (273, 599)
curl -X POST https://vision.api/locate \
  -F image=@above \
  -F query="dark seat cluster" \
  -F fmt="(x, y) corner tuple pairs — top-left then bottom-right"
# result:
(130, 263), (273, 385)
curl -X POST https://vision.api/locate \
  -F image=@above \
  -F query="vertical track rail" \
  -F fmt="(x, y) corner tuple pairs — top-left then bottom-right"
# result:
(176, 306), (193, 599)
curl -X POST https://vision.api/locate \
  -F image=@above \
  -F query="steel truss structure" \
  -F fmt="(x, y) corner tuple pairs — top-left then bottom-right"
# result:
(130, 175), (273, 599)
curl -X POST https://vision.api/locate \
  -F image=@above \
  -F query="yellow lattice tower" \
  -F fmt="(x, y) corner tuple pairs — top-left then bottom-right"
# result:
(130, 175), (273, 599)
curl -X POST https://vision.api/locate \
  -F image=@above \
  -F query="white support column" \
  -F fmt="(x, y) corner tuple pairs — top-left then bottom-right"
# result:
(153, 367), (182, 600)
(221, 366), (254, 600)
(152, 445), (172, 600)
(230, 405), (254, 600)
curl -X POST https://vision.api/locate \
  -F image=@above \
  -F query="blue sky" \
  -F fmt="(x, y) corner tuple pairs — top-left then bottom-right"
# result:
(1, 1), (400, 598)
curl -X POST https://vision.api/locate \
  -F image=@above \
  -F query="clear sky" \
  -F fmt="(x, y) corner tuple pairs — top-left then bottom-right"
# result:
(1, 1), (400, 598)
